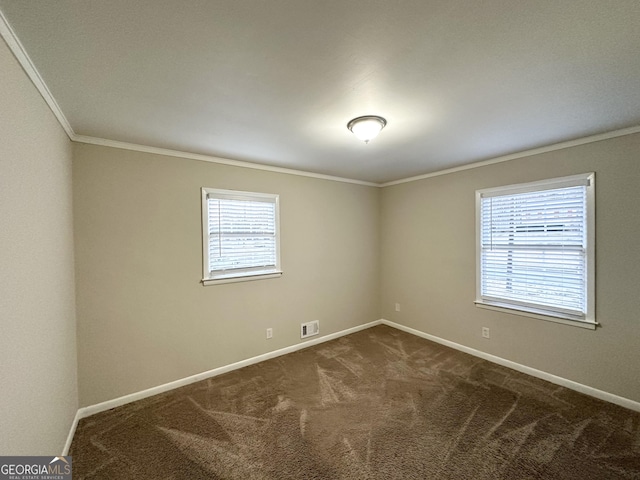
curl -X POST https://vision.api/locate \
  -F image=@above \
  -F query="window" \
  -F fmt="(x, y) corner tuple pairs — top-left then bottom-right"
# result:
(201, 188), (281, 285)
(475, 173), (595, 328)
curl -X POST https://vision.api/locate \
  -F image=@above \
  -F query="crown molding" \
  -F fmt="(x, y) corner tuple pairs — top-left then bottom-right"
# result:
(381, 125), (640, 187)
(0, 9), (75, 139)
(0, 11), (375, 187)
(3, 8), (639, 188)
(73, 135), (378, 187)
(77, 123), (640, 189)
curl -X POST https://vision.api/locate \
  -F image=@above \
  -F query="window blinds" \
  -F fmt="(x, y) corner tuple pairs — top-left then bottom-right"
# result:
(479, 184), (588, 318)
(207, 195), (277, 276)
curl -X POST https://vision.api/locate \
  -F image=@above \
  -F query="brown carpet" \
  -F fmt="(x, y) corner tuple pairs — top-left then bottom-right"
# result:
(70, 325), (640, 479)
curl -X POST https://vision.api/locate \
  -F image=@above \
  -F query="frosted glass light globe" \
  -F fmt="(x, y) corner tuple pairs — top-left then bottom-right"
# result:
(347, 116), (387, 144)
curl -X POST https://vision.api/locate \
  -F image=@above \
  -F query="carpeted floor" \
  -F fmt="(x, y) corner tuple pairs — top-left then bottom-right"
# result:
(70, 325), (640, 479)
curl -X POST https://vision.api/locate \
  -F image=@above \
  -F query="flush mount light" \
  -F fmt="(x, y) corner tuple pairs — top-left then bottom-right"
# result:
(347, 115), (387, 144)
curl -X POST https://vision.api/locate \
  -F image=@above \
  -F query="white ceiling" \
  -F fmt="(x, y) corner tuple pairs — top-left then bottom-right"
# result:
(1, 1), (640, 184)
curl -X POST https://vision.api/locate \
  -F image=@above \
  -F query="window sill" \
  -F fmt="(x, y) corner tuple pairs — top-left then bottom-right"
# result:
(474, 301), (597, 330)
(202, 271), (282, 286)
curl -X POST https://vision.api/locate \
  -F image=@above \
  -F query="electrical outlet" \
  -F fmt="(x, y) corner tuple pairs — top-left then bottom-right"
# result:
(395, 303), (401, 312)
(482, 327), (490, 339)
(266, 328), (273, 339)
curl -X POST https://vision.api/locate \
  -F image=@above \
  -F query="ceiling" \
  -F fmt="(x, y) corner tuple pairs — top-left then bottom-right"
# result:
(1, 1), (640, 184)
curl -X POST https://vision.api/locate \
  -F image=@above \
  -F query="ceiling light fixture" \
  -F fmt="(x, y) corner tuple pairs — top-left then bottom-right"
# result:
(347, 115), (387, 144)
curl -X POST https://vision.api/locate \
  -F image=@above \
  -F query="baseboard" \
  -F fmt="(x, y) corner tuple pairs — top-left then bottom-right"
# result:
(62, 408), (81, 455)
(76, 320), (383, 421)
(380, 319), (640, 413)
(67, 316), (640, 446)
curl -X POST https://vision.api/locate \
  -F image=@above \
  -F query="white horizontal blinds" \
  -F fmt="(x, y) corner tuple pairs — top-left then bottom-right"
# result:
(207, 195), (277, 275)
(480, 184), (587, 317)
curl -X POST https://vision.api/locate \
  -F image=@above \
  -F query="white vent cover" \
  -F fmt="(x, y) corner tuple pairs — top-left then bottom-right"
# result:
(300, 320), (319, 339)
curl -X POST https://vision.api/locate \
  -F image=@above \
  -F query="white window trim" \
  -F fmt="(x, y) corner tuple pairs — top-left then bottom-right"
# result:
(475, 173), (596, 329)
(201, 187), (282, 286)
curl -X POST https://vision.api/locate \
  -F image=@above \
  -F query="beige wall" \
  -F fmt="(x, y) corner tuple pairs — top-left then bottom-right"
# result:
(74, 134), (640, 408)
(381, 133), (640, 402)
(0, 39), (77, 453)
(3, 16), (639, 449)
(73, 144), (380, 406)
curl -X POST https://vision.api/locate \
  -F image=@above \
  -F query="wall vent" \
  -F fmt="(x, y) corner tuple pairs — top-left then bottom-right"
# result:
(301, 320), (319, 339)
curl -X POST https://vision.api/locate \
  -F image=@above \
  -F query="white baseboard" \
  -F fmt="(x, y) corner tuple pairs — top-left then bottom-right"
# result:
(62, 408), (81, 455)
(380, 319), (640, 413)
(76, 320), (383, 421)
(66, 317), (640, 448)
